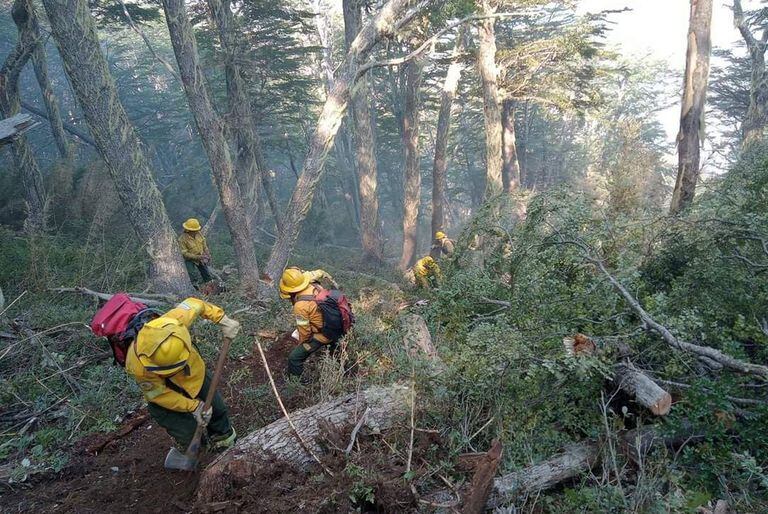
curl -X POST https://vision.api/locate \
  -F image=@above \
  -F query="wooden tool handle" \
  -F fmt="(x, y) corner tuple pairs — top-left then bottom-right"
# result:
(185, 336), (233, 461)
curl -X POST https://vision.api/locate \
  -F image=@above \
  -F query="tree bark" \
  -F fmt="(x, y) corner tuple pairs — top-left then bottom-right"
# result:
(399, 57), (425, 270)
(669, 0), (712, 215)
(613, 363), (672, 416)
(1, 0), (48, 233)
(501, 97), (521, 193)
(733, 0), (768, 148)
(20, 0), (72, 160)
(41, 0), (192, 295)
(162, 0), (260, 293)
(207, 0), (283, 234)
(476, 0), (503, 198)
(431, 29), (465, 237)
(197, 384), (411, 503)
(344, 0), (382, 262)
(264, 0), (433, 281)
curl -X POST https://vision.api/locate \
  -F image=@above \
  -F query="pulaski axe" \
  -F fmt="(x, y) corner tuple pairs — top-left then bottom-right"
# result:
(164, 336), (232, 471)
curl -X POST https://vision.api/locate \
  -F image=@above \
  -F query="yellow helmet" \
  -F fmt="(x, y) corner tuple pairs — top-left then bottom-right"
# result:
(183, 218), (202, 232)
(139, 334), (190, 376)
(435, 231), (447, 240)
(279, 267), (310, 299)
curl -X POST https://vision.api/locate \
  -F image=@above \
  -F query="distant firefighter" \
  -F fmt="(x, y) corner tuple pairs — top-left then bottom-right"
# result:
(178, 218), (213, 285)
(432, 231), (455, 259)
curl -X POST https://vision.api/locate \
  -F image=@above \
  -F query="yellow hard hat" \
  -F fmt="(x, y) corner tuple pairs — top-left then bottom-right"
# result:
(435, 231), (447, 240)
(182, 218), (202, 232)
(279, 268), (310, 299)
(139, 335), (190, 376)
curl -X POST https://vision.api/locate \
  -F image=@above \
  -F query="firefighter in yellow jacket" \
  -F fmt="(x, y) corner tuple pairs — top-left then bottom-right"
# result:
(412, 255), (442, 289)
(178, 218), (213, 284)
(125, 297), (240, 449)
(278, 268), (338, 377)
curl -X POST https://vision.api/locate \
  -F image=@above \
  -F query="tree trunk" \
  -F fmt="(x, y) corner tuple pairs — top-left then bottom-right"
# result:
(734, 0), (768, 148)
(501, 97), (521, 193)
(476, 0), (503, 198)
(23, 0), (72, 161)
(264, 0), (433, 281)
(669, 0), (712, 215)
(312, 0), (361, 233)
(613, 363), (672, 416)
(344, 0), (382, 262)
(399, 56), (425, 270)
(197, 384), (411, 503)
(431, 29), (465, 237)
(207, 0), (283, 234)
(162, 0), (260, 293)
(41, 0), (192, 295)
(487, 442), (600, 509)
(1, 0), (47, 233)
(13, 0), (72, 159)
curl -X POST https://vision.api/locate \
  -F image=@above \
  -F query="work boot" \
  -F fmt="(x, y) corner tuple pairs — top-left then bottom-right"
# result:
(208, 427), (236, 450)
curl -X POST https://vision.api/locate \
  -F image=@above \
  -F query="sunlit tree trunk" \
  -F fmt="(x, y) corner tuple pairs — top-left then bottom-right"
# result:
(477, 0), (503, 198)
(344, 0), (381, 261)
(399, 57), (425, 270)
(163, 0), (260, 292)
(431, 28), (465, 238)
(733, 0), (768, 148)
(1, 0), (47, 233)
(501, 97), (521, 192)
(264, 0), (433, 281)
(670, 0), (712, 215)
(41, 0), (192, 294)
(311, 0), (361, 233)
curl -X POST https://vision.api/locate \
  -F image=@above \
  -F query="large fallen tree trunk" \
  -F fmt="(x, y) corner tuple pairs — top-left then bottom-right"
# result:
(50, 286), (175, 307)
(197, 384), (411, 503)
(486, 442), (600, 509)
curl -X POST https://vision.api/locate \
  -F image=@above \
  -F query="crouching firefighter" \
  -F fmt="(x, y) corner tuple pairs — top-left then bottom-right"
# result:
(91, 294), (240, 453)
(278, 268), (354, 378)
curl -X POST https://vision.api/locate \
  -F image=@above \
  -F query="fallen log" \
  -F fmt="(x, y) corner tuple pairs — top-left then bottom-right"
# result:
(613, 363), (672, 416)
(0, 113), (38, 144)
(564, 334), (672, 416)
(50, 286), (174, 307)
(425, 441), (600, 510)
(197, 384), (411, 503)
(401, 313), (440, 361)
(486, 441), (600, 509)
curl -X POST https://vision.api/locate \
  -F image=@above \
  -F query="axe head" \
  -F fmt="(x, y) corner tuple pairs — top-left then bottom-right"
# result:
(164, 447), (197, 471)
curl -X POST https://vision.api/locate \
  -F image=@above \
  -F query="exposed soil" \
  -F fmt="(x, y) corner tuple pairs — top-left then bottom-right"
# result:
(0, 334), (302, 513)
(1, 333), (443, 513)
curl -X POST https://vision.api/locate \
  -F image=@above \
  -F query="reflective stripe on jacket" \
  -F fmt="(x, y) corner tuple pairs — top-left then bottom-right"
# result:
(125, 298), (224, 412)
(292, 285), (330, 345)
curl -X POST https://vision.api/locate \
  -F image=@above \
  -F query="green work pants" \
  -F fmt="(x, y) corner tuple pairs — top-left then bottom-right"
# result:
(287, 338), (338, 377)
(184, 259), (213, 284)
(146, 370), (232, 448)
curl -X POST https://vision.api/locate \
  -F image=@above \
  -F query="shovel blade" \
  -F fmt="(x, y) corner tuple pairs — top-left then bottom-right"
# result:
(164, 447), (197, 471)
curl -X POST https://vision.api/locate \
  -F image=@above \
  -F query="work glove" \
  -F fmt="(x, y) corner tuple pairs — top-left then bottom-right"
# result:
(193, 401), (212, 426)
(290, 329), (299, 341)
(219, 315), (241, 339)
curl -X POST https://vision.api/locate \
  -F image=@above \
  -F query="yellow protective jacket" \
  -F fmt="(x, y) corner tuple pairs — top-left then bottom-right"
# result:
(413, 257), (442, 288)
(292, 284), (330, 345)
(439, 238), (455, 257)
(178, 232), (209, 262)
(125, 298), (224, 412)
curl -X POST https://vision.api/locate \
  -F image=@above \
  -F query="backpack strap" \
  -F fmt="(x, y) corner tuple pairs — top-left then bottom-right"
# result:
(295, 295), (316, 302)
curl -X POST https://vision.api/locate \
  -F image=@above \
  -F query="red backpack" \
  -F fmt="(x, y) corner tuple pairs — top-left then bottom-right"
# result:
(91, 293), (159, 366)
(300, 289), (355, 341)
